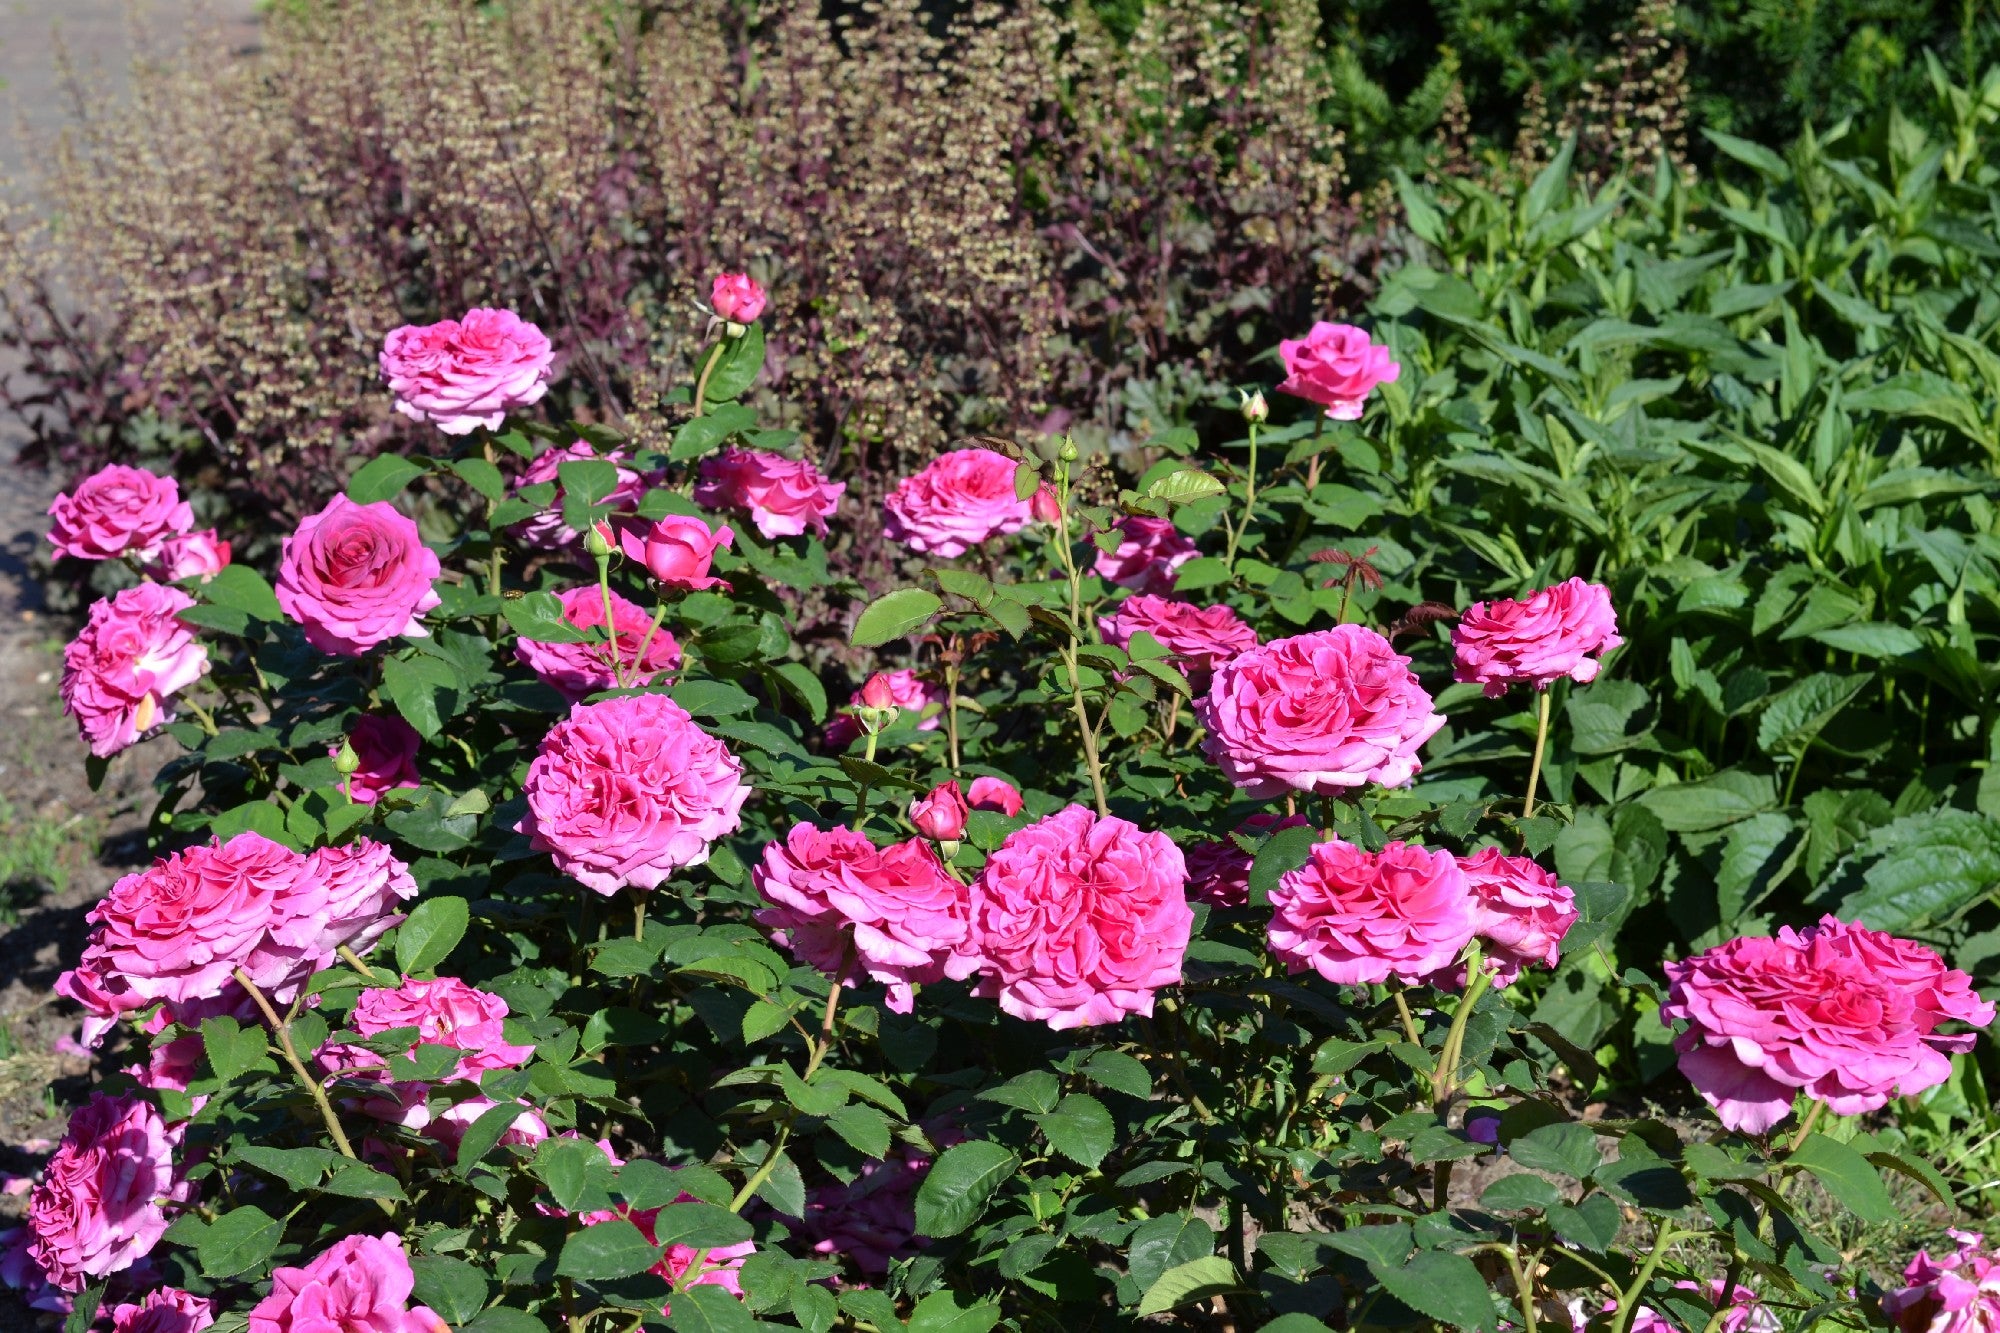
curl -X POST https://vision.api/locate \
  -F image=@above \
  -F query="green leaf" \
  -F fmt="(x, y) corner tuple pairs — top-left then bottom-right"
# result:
(412, 1255), (491, 1326)
(1756, 672), (1872, 757)
(825, 1102), (893, 1159)
(202, 1015), (271, 1084)
(453, 1101), (527, 1175)
(347, 454), (426, 504)
(397, 895), (470, 975)
(383, 653), (461, 738)
(1171, 556), (1231, 591)
(649, 1201), (754, 1251)
(322, 1164), (409, 1201)
(64, 1286), (103, 1333)
(202, 565), (284, 621)
(1788, 1133), (1896, 1224)
(852, 588), (943, 647)
(666, 1283), (758, 1333)
(1480, 1173), (1561, 1211)
(1248, 822), (1317, 903)
(1507, 1122), (1600, 1178)
(503, 590), (592, 644)
(1547, 1193), (1622, 1252)
(558, 1219), (664, 1281)
(197, 1205), (284, 1278)
(703, 324), (766, 403)
(1082, 1049), (1152, 1099)
(1031, 1092), (1114, 1170)
(234, 1144), (345, 1189)
(464, 1310), (550, 1333)
(450, 457), (508, 503)
(904, 1290), (1002, 1333)
(1867, 1150), (1955, 1209)
(1835, 810), (2000, 932)
(1323, 1222), (1410, 1269)
(670, 403), (759, 463)
(1137, 1256), (1239, 1316)
(1144, 468), (1225, 504)
(913, 1141), (1016, 1237)
(1372, 1250), (1495, 1333)
(1128, 1213), (1215, 1291)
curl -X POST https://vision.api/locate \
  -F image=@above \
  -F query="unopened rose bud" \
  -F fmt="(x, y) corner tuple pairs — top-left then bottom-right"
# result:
(937, 839), (962, 861)
(1240, 389), (1269, 423)
(910, 781), (969, 843)
(859, 673), (897, 711)
(333, 740), (361, 776)
(854, 704), (898, 735)
(1030, 484), (1062, 525)
(1057, 437), (1080, 463)
(584, 521), (615, 560)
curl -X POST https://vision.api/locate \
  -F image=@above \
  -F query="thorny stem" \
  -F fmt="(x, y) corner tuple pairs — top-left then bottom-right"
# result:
(733, 956), (847, 1213)
(1048, 458), (1110, 816)
(1224, 418), (1260, 568)
(1784, 1099), (1826, 1154)
(234, 969), (392, 1214)
(1505, 1245), (1540, 1333)
(945, 657), (963, 773)
(595, 553), (627, 689)
(692, 340), (725, 418)
(1524, 689), (1553, 819)
(1433, 943), (1492, 1106)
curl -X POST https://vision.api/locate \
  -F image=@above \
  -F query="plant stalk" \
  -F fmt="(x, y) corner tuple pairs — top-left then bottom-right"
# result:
(1224, 418), (1260, 568)
(1524, 689), (1553, 818)
(692, 340), (725, 418)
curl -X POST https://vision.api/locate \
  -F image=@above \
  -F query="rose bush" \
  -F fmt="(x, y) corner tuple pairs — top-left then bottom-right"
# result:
(13, 287), (1992, 1333)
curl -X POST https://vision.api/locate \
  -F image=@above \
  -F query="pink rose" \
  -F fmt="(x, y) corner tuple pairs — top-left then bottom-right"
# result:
(1100, 594), (1259, 689)
(961, 805), (1191, 1029)
(302, 838), (418, 958)
(825, 669), (943, 749)
(796, 1147), (933, 1275)
(966, 776), (1022, 816)
(0, 1226), (70, 1313)
(425, 1099), (550, 1159)
(617, 514), (734, 591)
(276, 496), (443, 656)
(1092, 516), (1197, 595)
(710, 272), (768, 324)
(909, 781), (969, 842)
(248, 1233), (447, 1333)
(334, 714), (422, 804)
(1459, 847), (1578, 986)
(76, 832), (330, 1009)
(1275, 322), (1399, 421)
(1267, 839), (1476, 986)
(1183, 813), (1312, 909)
(326, 977), (535, 1082)
(54, 953), (148, 1048)
(27, 1094), (186, 1291)
(1453, 577), (1623, 697)
(1659, 916), (1996, 1133)
(1576, 1284), (1778, 1333)
(510, 442), (650, 550)
(1030, 484), (1062, 524)
(520, 694), (749, 894)
(1197, 625), (1445, 797)
(515, 585), (681, 702)
(110, 1288), (215, 1333)
(753, 823), (972, 1014)
(141, 529), (231, 583)
(46, 465), (192, 562)
(379, 307), (554, 435)
(60, 584), (209, 758)
(1884, 1230), (2000, 1333)
(651, 1213), (755, 1310)
(882, 448), (1033, 557)
(694, 446), (844, 539)
(131, 1032), (204, 1096)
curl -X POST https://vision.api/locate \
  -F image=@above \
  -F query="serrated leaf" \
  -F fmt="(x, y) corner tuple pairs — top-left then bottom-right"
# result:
(503, 590), (592, 644)
(1508, 1122), (1600, 1178)
(1082, 1050), (1151, 1098)
(558, 1219), (663, 1280)
(1788, 1133), (1896, 1224)
(913, 1141), (1016, 1237)
(197, 1205), (284, 1279)
(397, 896), (469, 975)
(904, 1290), (1001, 1333)
(412, 1255), (491, 1326)
(1136, 1256), (1238, 1316)
(1145, 468), (1225, 504)
(1128, 1213), (1214, 1291)
(1371, 1250), (1495, 1333)
(1757, 672), (1872, 756)
(1031, 1092), (1114, 1169)
(1248, 823), (1317, 903)
(347, 454), (426, 504)
(852, 588), (943, 647)
(201, 565), (284, 621)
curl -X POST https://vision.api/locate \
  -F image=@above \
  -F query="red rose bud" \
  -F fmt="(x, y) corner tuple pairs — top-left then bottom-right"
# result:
(1030, 484), (1062, 525)
(858, 673), (898, 711)
(910, 781), (969, 842)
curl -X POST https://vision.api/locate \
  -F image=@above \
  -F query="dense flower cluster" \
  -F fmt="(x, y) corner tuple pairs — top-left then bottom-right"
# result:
(1882, 1230), (2000, 1333)
(1100, 594), (1259, 688)
(60, 583), (209, 757)
(47, 465), (192, 562)
(248, 1234), (446, 1333)
(515, 585), (681, 701)
(26, 1094), (186, 1291)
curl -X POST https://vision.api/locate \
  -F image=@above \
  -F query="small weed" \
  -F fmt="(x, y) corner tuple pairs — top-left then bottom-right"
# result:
(0, 797), (98, 923)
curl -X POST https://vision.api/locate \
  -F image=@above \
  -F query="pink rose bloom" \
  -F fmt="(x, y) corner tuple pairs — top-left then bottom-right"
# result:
(824, 668), (944, 749)
(77, 832), (330, 1009)
(652, 1214), (754, 1309)
(882, 448), (1033, 557)
(1267, 839), (1476, 986)
(1573, 1283), (1778, 1333)
(27, 1094), (186, 1291)
(796, 1148), (932, 1276)
(302, 838), (418, 958)
(60, 584), (209, 758)
(510, 442), (649, 551)
(1030, 483), (1062, 524)
(276, 496), (443, 656)
(379, 307), (554, 435)
(46, 465), (192, 562)
(1459, 847), (1579, 986)
(334, 714), (423, 804)
(141, 529), (231, 583)
(1092, 516), (1198, 595)
(515, 585), (681, 702)
(1883, 1230), (2000, 1333)
(1197, 625), (1445, 797)
(617, 514), (734, 591)
(1183, 813), (1312, 909)
(520, 694), (748, 894)
(962, 805), (1191, 1029)
(0, 1226), (70, 1313)
(1659, 916), (1996, 1133)
(966, 776), (1023, 815)
(110, 1288), (215, 1333)
(1453, 577), (1623, 697)
(1275, 321), (1399, 421)
(694, 446), (844, 540)
(710, 272), (767, 324)
(754, 823), (973, 1014)
(248, 1233), (447, 1333)
(1100, 594), (1259, 689)
(346, 977), (535, 1075)
(131, 1032), (204, 1095)
(54, 952), (147, 1048)
(909, 781), (969, 842)
(425, 1099), (550, 1159)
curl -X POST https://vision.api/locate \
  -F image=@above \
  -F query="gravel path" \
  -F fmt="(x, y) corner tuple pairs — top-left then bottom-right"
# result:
(0, 5), (259, 1324)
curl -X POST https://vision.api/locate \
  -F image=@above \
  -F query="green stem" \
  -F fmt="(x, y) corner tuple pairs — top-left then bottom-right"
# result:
(1524, 689), (1553, 819)
(1783, 1098), (1826, 1154)
(1048, 460), (1109, 817)
(595, 554), (626, 689)
(626, 603), (670, 682)
(945, 657), (962, 774)
(852, 731), (881, 829)
(1433, 944), (1492, 1107)
(1224, 419), (1260, 568)
(182, 695), (221, 737)
(1393, 989), (1422, 1046)
(336, 943), (391, 986)
(692, 340), (725, 418)
(1610, 1221), (1688, 1333)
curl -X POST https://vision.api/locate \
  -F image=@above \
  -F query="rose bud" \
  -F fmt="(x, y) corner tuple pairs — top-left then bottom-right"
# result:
(910, 780), (969, 845)
(1030, 484), (1062, 525)
(618, 515), (733, 591)
(1239, 388), (1269, 423)
(859, 673), (898, 711)
(711, 272), (768, 325)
